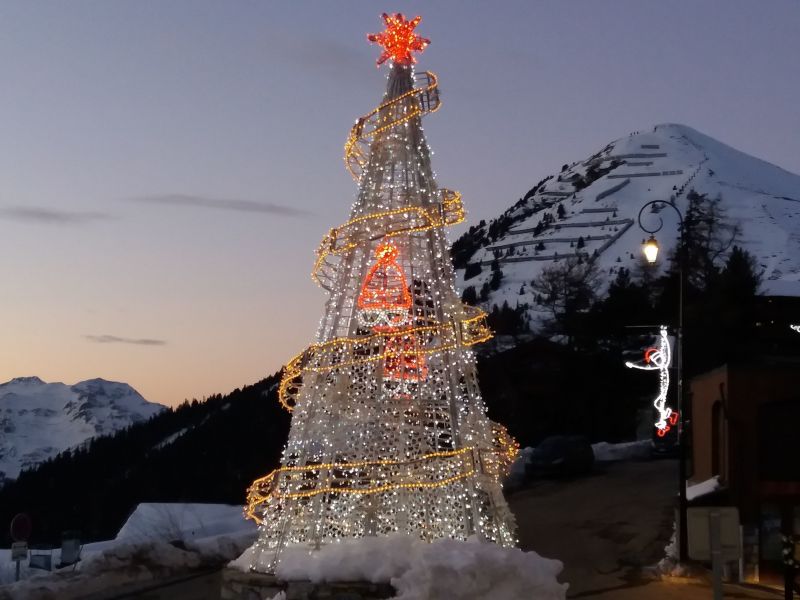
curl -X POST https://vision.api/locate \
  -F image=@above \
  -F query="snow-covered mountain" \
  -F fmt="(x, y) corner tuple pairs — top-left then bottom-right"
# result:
(0, 376), (164, 481)
(454, 123), (800, 321)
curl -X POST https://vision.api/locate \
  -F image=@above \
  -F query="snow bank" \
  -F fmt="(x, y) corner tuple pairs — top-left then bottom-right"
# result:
(686, 476), (720, 501)
(259, 535), (567, 600)
(591, 440), (651, 462)
(0, 533), (257, 599)
(0, 504), (256, 591)
(115, 502), (254, 543)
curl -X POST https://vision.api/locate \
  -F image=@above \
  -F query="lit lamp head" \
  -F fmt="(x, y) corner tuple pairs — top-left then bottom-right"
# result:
(643, 235), (659, 264)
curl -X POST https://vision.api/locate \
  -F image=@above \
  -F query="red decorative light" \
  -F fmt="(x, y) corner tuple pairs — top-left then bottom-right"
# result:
(367, 13), (430, 66)
(357, 242), (412, 330)
(644, 347), (657, 364)
(383, 334), (429, 390)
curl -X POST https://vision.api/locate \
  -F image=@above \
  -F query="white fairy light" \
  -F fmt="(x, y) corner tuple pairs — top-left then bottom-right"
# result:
(245, 18), (517, 574)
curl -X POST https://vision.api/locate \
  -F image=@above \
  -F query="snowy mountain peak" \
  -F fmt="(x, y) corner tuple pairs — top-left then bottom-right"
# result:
(454, 123), (800, 321)
(0, 377), (164, 482)
(2, 376), (46, 386)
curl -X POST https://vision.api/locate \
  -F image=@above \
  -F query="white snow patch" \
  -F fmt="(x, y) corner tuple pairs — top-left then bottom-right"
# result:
(153, 427), (189, 450)
(115, 502), (254, 544)
(591, 440), (651, 461)
(269, 534), (567, 600)
(686, 476), (720, 501)
(1, 504), (256, 590)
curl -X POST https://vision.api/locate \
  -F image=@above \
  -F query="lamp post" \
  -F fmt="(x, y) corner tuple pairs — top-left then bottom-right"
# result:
(636, 200), (688, 563)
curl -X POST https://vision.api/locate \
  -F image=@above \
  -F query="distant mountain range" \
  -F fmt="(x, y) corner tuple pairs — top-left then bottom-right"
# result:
(453, 123), (800, 323)
(0, 375), (290, 544)
(0, 376), (164, 481)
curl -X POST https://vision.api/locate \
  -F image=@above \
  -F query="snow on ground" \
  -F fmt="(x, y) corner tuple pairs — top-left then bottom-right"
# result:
(115, 502), (254, 544)
(0, 535), (256, 600)
(234, 534), (567, 600)
(0, 503), (255, 593)
(591, 440), (652, 461)
(686, 476), (721, 501)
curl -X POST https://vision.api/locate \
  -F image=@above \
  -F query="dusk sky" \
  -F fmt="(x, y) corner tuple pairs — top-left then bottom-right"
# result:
(2, 1), (798, 407)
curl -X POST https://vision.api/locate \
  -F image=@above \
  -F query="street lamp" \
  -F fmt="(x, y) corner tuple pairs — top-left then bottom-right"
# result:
(643, 235), (659, 265)
(636, 200), (688, 563)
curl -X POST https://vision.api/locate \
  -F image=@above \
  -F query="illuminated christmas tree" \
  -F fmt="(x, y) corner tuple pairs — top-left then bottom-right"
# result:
(246, 13), (518, 572)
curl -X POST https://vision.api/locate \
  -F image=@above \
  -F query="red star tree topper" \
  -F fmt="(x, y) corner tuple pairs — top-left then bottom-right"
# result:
(367, 13), (430, 66)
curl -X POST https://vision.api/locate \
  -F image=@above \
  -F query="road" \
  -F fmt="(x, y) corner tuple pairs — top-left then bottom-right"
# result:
(508, 458), (782, 599)
(81, 569), (222, 600)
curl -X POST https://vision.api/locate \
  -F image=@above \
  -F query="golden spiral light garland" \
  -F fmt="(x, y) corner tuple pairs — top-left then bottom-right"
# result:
(344, 70), (440, 181)
(246, 424), (518, 525)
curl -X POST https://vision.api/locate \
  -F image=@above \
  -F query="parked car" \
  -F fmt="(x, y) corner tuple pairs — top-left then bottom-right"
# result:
(525, 435), (594, 479)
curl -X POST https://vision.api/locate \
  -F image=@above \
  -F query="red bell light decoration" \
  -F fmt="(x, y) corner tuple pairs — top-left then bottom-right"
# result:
(383, 334), (429, 396)
(357, 242), (412, 331)
(357, 242), (428, 396)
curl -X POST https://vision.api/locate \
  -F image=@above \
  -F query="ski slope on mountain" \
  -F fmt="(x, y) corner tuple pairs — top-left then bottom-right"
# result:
(454, 123), (800, 322)
(0, 376), (163, 481)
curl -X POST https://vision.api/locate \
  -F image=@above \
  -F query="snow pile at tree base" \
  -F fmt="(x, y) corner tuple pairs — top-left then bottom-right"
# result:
(236, 535), (568, 600)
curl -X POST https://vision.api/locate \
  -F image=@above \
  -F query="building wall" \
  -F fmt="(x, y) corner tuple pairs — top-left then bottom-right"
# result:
(690, 365), (728, 485)
(690, 363), (800, 523)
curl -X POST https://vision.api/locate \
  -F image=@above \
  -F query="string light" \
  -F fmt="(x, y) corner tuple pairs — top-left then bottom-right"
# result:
(625, 326), (677, 436)
(246, 14), (518, 574)
(312, 188), (463, 290)
(277, 308), (492, 411)
(344, 70), (440, 181)
(247, 448), (474, 522)
(790, 324), (800, 333)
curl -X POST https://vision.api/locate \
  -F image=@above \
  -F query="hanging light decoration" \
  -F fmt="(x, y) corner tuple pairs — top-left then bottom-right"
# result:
(625, 326), (678, 436)
(383, 333), (429, 396)
(357, 241), (412, 331)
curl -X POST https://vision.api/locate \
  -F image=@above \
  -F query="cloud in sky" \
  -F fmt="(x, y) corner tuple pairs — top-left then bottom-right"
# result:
(84, 334), (167, 346)
(128, 194), (308, 217)
(0, 206), (112, 224)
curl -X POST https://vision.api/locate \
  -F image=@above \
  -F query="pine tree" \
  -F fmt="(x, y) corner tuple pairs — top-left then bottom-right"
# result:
(464, 262), (482, 280)
(461, 285), (478, 305)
